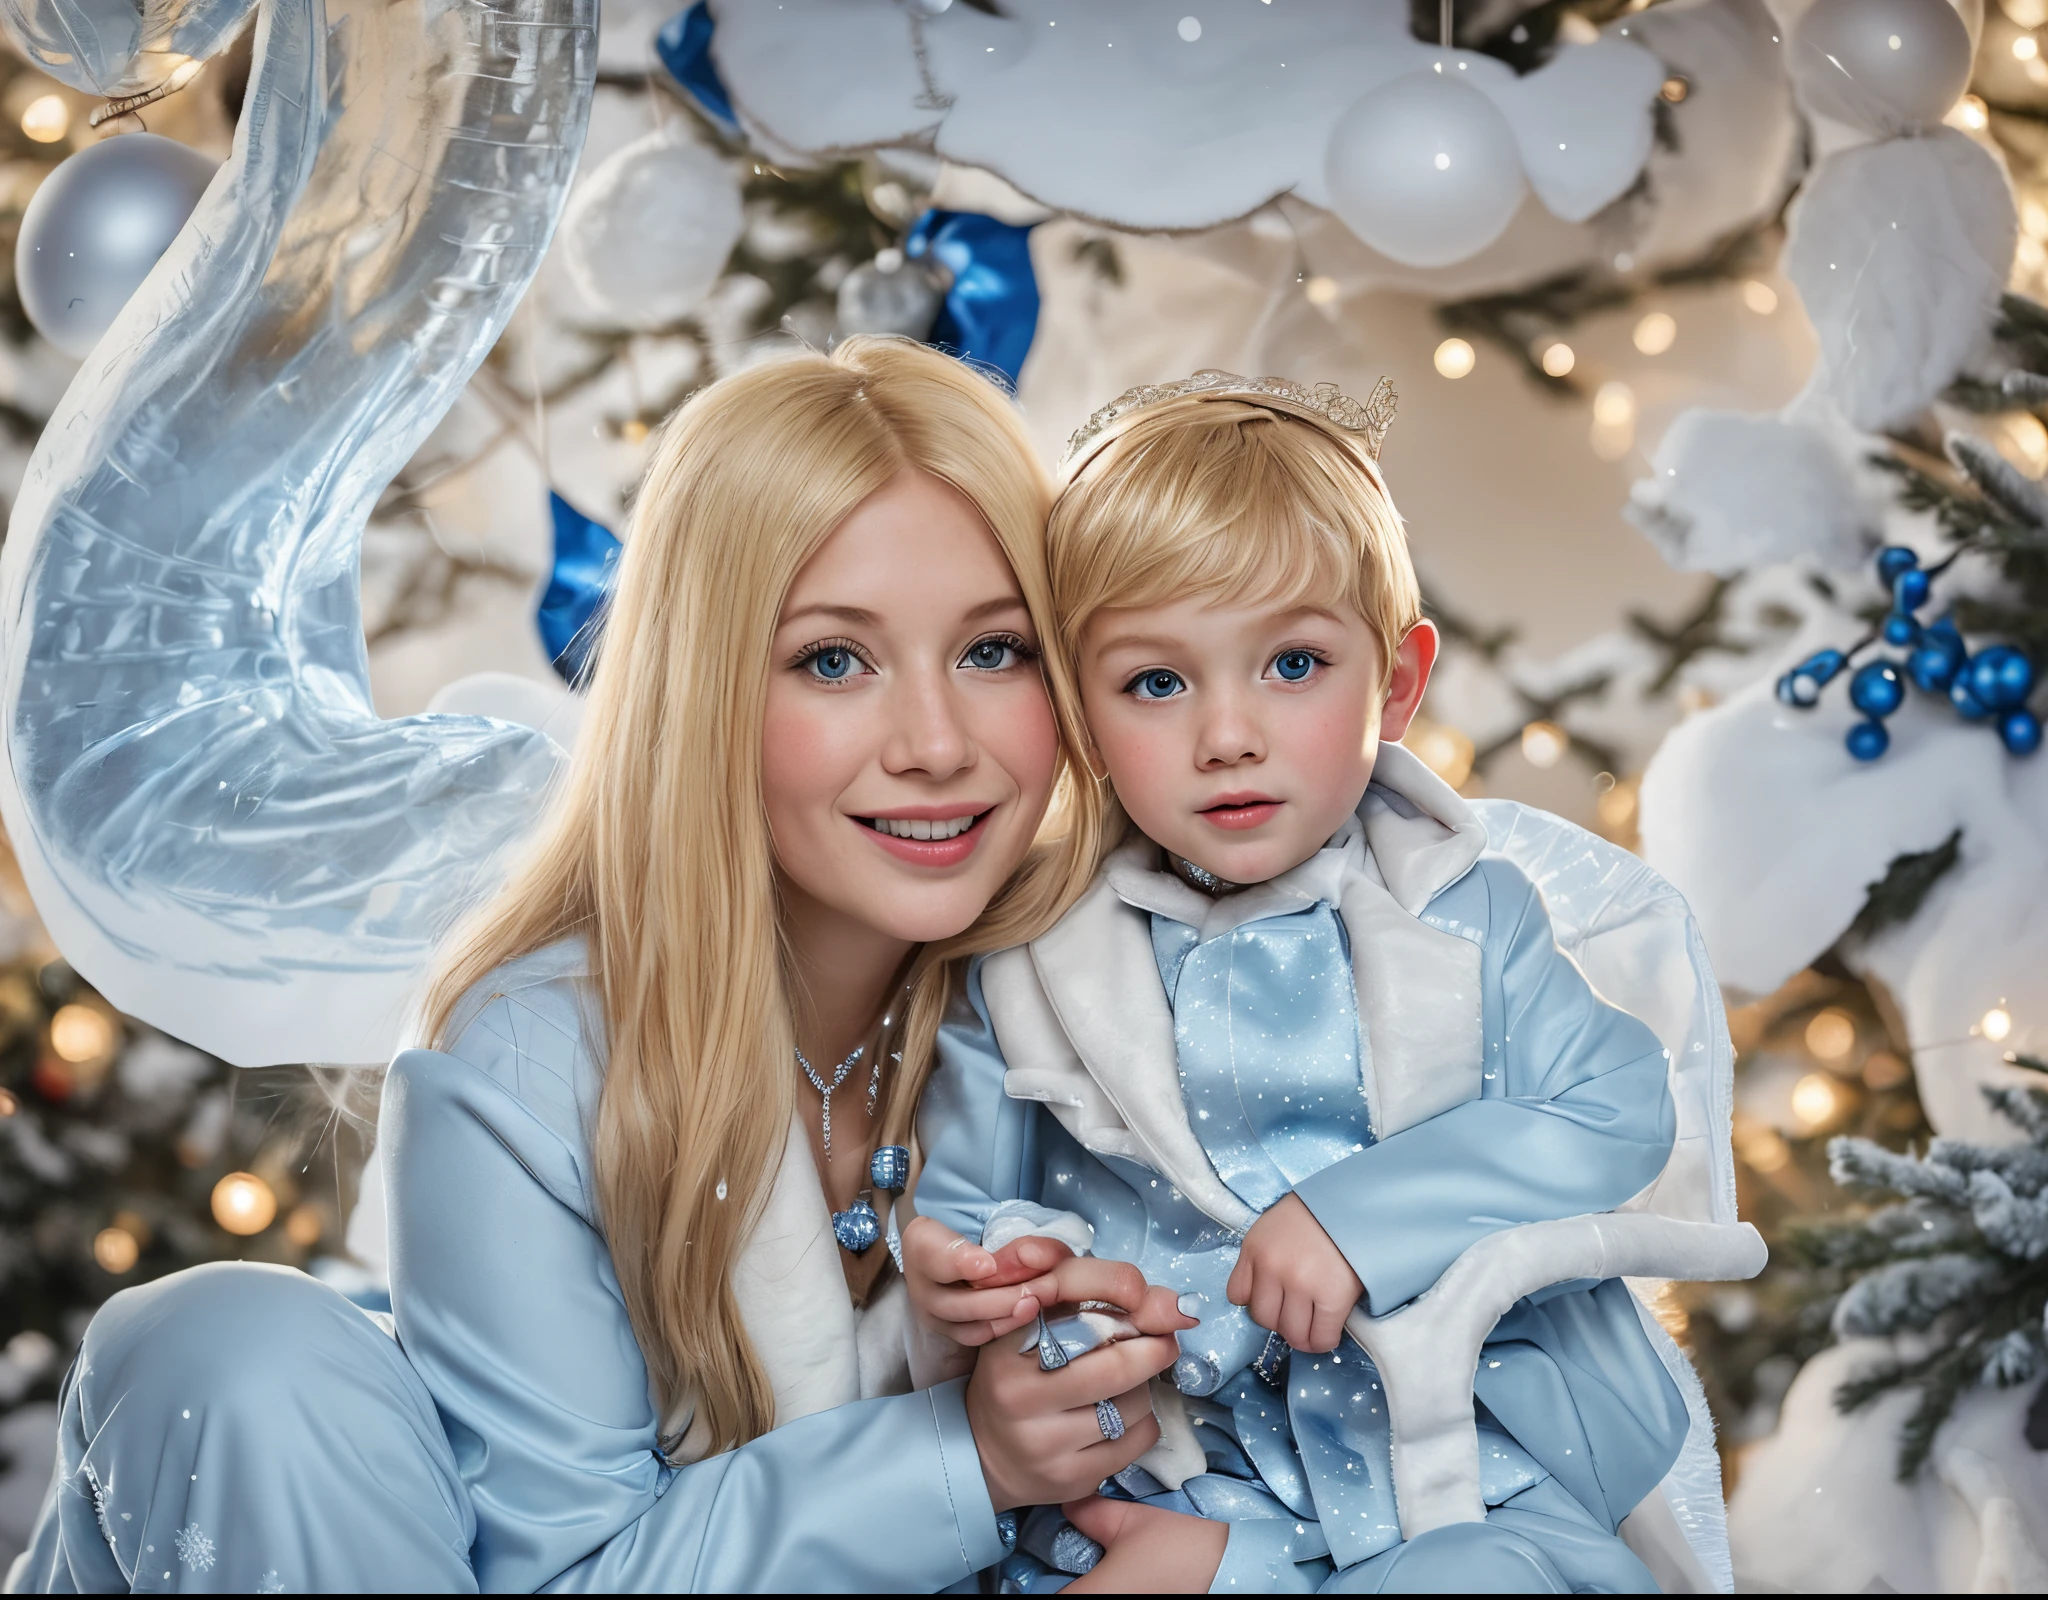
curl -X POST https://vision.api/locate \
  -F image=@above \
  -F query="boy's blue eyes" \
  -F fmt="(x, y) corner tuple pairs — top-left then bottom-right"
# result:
(1122, 652), (1324, 698)
(1128, 669), (1187, 700)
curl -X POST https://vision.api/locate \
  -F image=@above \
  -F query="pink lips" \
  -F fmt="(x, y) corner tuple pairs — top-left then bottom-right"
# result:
(1199, 794), (1282, 832)
(857, 808), (993, 868)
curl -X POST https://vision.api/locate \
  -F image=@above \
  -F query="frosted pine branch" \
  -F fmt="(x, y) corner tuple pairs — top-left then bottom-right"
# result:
(1833, 1253), (2000, 1338)
(1829, 1136), (1969, 1204)
(1966, 1170), (2048, 1261)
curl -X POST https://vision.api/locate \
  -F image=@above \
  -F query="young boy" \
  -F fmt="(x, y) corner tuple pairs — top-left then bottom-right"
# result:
(905, 372), (1691, 1592)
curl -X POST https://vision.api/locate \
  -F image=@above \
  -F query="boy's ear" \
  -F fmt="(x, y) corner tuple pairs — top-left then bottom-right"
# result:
(1379, 621), (1439, 743)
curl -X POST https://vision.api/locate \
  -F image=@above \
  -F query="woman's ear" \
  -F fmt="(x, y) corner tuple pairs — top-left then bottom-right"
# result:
(1378, 620), (1439, 743)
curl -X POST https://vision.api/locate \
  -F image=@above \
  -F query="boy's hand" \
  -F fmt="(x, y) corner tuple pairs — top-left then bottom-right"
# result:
(1226, 1193), (1363, 1353)
(900, 1214), (1069, 1347)
(1059, 1496), (1229, 1593)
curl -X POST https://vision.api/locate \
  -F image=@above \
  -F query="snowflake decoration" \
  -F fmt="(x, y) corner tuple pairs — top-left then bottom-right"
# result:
(174, 1522), (216, 1573)
(257, 1571), (285, 1593)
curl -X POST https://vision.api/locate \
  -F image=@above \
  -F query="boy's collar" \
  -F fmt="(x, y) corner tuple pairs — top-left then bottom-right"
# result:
(1103, 740), (1486, 936)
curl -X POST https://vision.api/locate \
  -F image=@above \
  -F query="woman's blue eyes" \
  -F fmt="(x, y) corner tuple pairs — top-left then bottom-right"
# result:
(1273, 650), (1318, 682)
(1128, 669), (1186, 700)
(796, 634), (1032, 682)
(804, 645), (866, 682)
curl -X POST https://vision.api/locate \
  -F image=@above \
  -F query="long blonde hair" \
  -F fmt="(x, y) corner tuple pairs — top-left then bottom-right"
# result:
(418, 338), (1104, 1452)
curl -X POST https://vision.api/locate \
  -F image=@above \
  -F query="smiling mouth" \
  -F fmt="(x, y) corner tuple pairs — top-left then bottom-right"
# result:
(860, 812), (988, 841)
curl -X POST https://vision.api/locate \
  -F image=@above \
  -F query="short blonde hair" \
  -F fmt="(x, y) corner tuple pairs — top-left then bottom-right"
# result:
(1047, 395), (1422, 682)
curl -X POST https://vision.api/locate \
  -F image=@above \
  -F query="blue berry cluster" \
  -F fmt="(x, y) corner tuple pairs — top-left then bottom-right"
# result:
(1776, 545), (2041, 761)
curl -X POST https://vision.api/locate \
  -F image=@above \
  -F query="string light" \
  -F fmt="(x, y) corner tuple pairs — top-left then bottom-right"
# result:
(1520, 719), (1568, 768)
(0, 1087), (15, 1116)
(49, 1003), (113, 1063)
(1982, 1006), (2014, 1043)
(1659, 76), (1689, 103)
(1863, 1052), (1910, 1091)
(1737, 1121), (1791, 1173)
(1540, 342), (1575, 377)
(1950, 94), (1989, 131)
(1405, 717), (1474, 789)
(1433, 337), (1475, 379)
(2016, 34), (2040, 61)
(1633, 312), (1677, 355)
(1596, 775), (1639, 832)
(1304, 275), (1339, 307)
(285, 1204), (324, 1247)
(1742, 279), (1779, 315)
(19, 94), (67, 144)
(1791, 1072), (1842, 1129)
(619, 419), (649, 444)
(2000, 413), (2048, 479)
(1805, 1007), (1857, 1061)
(211, 1171), (278, 1236)
(1590, 380), (1635, 460)
(92, 1226), (138, 1273)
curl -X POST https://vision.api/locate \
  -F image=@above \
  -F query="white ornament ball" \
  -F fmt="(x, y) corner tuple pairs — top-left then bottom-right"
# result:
(836, 253), (944, 339)
(1324, 71), (1528, 269)
(16, 133), (217, 359)
(560, 130), (743, 330)
(1790, 0), (1972, 137)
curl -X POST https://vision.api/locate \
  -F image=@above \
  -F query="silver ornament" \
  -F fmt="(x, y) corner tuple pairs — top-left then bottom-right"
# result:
(1791, 0), (1973, 138)
(16, 133), (217, 358)
(1324, 69), (1527, 269)
(560, 128), (743, 330)
(835, 251), (944, 339)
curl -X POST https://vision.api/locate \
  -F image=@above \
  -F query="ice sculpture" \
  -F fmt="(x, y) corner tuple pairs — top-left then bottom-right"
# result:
(0, 0), (595, 1065)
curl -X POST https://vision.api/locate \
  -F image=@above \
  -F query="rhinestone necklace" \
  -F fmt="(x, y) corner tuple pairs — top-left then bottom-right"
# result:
(1168, 852), (1245, 897)
(794, 1041), (882, 1162)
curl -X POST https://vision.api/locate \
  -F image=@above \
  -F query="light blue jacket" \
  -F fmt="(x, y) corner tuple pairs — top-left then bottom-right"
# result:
(382, 942), (1007, 1592)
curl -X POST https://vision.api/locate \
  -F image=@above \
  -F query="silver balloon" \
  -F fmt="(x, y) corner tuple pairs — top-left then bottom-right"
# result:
(836, 253), (943, 339)
(0, 0), (256, 96)
(17, 134), (218, 359)
(1791, 0), (1973, 138)
(0, 0), (593, 1066)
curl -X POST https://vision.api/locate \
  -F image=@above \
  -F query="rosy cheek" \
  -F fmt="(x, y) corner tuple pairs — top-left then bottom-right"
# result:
(977, 679), (1060, 813)
(760, 689), (857, 859)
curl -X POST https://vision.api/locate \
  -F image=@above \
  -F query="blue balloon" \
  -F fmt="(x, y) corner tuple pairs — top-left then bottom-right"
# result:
(656, 2), (739, 134)
(1849, 660), (1904, 718)
(536, 491), (623, 685)
(1893, 568), (1931, 611)
(2002, 709), (2043, 756)
(1881, 612), (1921, 649)
(1907, 642), (1959, 693)
(1876, 545), (1920, 583)
(906, 210), (1041, 388)
(1952, 677), (1992, 720)
(1967, 645), (2035, 712)
(1846, 719), (1890, 761)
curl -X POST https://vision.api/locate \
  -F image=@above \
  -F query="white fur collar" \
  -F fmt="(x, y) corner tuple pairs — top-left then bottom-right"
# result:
(985, 738), (1488, 1230)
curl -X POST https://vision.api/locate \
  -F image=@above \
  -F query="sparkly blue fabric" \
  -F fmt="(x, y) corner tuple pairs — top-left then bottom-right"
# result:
(1156, 904), (1371, 1214)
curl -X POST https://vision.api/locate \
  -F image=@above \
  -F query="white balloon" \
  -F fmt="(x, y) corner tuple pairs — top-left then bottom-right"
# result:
(560, 129), (742, 330)
(1324, 68), (1528, 269)
(1790, 0), (1973, 138)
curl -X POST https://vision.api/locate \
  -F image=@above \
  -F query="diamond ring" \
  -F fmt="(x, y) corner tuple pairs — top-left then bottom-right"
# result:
(1095, 1399), (1125, 1442)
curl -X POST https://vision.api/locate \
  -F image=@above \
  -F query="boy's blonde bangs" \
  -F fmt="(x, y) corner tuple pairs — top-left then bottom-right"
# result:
(1048, 397), (1422, 678)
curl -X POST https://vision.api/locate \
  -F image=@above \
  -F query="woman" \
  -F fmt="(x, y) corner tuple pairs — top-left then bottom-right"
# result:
(11, 339), (1189, 1593)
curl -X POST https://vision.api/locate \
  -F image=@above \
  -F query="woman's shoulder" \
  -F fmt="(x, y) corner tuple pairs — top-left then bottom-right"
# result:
(403, 936), (606, 1162)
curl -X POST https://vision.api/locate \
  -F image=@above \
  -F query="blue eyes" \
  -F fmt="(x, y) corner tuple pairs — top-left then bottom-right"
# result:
(794, 633), (1033, 683)
(962, 636), (1031, 672)
(807, 646), (863, 682)
(1128, 669), (1187, 700)
(1122, 652), (1325, 699)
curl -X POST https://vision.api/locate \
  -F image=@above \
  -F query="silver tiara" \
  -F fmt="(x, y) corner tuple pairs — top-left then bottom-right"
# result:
(1061, 369), (1398, 469)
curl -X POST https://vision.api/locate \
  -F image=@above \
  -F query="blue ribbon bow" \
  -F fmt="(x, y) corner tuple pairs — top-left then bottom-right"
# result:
(536, 491), (622, 686)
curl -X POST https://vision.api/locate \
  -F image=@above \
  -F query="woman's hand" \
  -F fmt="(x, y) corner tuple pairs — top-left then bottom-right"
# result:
(1060, 1496), (1229, 1593)
(966, 1254), (1195, 1512)
(900, 1215), (1068, 1347)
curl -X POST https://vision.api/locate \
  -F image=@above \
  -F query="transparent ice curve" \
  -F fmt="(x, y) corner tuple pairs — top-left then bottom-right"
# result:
(1, 0), (266, 98)
(0, 0), (593, 1065)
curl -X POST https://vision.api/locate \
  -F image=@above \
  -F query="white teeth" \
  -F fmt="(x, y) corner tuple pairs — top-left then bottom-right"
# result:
(872, 815), (978, 841)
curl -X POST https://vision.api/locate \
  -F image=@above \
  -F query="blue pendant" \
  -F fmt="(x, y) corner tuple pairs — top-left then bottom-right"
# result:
(870, 1144), (911, 1192)
(833, 1197), (880, 1253)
